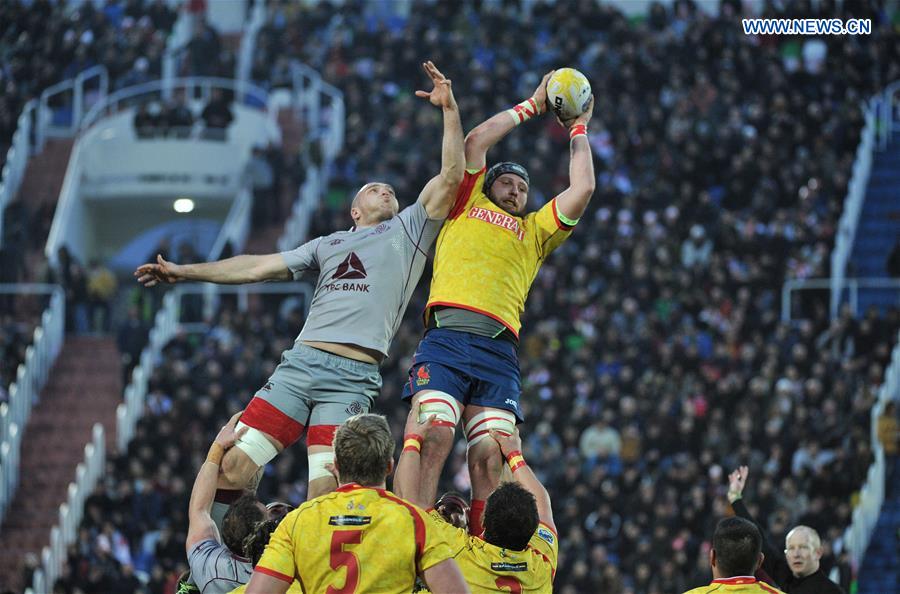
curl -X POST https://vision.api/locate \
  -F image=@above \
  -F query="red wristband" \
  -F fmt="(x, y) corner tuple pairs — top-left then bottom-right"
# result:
(569, 124), (587, 139)
(505, 450), (527, 472)
(403, 433), (423, 454)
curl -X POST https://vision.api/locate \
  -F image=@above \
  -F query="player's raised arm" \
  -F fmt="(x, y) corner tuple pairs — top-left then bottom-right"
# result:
(463, 71), (553, 170)
(186, 413), (247, 551)
(415, 61), (465, 219)
(393, 400), (436, 508)
(134, 253), (292, 286)
(490, 428), (555, 533)
(553, 96), (596, 222)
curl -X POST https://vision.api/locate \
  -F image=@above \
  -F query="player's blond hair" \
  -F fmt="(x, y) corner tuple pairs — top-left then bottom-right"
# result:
(333, 414), (395, 486)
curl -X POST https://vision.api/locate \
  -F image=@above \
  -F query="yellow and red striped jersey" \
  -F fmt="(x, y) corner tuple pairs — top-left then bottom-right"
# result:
(254, 484), (455, 594)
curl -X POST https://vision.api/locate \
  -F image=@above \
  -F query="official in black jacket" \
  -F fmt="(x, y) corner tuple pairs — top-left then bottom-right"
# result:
(727, 466), (845, 594)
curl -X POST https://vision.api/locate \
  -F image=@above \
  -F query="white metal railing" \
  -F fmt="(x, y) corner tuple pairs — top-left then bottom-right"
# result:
(43, 133), (86, 268)
(161, 5), (194, 101)
(80, 76), (271, 133)
(203, 185), (254, 318)
(26, 423), (105, 594)
(0, 285), (65, 522)
(842, 331), (900, 571)
(116, 291), (180, 452)
(782, 277), (900, 321)
(877, 79), (900, 151)
(237, 0), (268, 95)
(0, 99), (36, 245)
(278, 61), (345, 251)
(37, 65), (109, 151)
(829, 101), (877, 318)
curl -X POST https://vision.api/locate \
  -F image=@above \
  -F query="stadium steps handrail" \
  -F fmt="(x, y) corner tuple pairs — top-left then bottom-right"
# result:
(877, 80), (900, 151)
(0, 99), (36, 248)
(36, 65), (109, 152)
(0, 285), (65, 523)
(829, 99), (877, 318)
(840, 330), (900, 574)
(24, 423), (105, 594)
(781, 277), (900, 322)
(236, 0), (268, 94)
(277, 61), (345, 252)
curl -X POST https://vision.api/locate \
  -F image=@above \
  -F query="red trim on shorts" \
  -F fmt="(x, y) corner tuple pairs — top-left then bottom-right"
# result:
(241, 398), (304, 447)
(306, 425), (338, 447)
(255, 565), (293, 583)
(448, 168), (485, 220)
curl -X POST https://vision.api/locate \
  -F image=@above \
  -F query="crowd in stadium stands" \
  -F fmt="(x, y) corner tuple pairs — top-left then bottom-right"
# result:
(14, 0), (900, 592)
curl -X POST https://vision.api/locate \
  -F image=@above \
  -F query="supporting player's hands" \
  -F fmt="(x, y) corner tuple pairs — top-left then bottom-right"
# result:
(415, 61), (456, 110)
(489, 426), (520, 457)
(727, 465), (749, 503)
(406, 398), (438, 439)
(134, 254), (183, 287)
(214, 412), (248, 450)
(558, 95), (595, 129)
(531, 70), (554, 114)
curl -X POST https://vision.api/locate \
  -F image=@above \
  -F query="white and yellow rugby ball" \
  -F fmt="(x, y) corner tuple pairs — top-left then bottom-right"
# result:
(546, 68), (592, 121)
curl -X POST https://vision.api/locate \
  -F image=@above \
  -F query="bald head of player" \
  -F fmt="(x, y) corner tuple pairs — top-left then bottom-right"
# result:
(785, 525), (823, 578)
(709, 517), (764, 579)
(351, 182), (400, 228)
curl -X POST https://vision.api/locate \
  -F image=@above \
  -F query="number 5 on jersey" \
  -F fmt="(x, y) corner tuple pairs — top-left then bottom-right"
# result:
(327, 531), (362, 594)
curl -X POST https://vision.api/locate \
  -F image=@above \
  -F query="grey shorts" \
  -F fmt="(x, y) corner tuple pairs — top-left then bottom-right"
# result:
(241, 343), (382, 447)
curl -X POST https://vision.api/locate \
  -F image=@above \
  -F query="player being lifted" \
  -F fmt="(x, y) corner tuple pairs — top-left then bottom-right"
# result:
(135, 62), (465, 510)
(401, 71), (595, 534)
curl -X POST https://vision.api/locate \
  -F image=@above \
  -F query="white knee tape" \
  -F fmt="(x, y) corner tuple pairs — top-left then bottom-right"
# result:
(235, 422), (281, 467)
(464, 410), (516, 447)
(417, 392), (463, 428)
(309, 451), (336, 483)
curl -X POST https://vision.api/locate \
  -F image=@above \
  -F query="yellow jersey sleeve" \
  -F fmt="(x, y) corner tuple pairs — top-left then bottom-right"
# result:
(255, 512), (299, 584)
(418, 506), (460, 572)
(528, 198), (576, 259)
(528, 522), (559, 576)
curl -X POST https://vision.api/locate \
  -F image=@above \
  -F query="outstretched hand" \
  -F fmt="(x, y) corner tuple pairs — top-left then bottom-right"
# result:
(727, 465), (749, 503)
(134, 254), (182, 287)
(558, 95), (595, 129)
(415, 61), (456, 109)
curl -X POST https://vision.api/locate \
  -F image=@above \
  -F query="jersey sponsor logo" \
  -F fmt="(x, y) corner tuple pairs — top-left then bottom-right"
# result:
(332, 252), (367, 280)
(324, 252), (370, 292)
(490, 562), (528, 572)
(328, 515), (372, 526)
(505, 398), (518, 409)
(468, 207), (525, 240)
(415, 365), (431, 387)
(537, 527), (554, 545)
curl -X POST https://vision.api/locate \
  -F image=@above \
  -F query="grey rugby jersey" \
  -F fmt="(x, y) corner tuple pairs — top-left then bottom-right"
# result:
(187, 539), (252, 594)
(280, 201), (441, 357)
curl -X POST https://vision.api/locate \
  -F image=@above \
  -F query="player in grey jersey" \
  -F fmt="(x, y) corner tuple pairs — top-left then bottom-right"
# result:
(135, 61), (465, 501)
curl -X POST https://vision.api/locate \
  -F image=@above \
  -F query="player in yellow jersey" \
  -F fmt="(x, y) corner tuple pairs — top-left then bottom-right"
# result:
(244, 414), (469, 594)
(401, 70), (596, 534)
(683, 517), (787, 594)
(396, 403), (557, 593)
